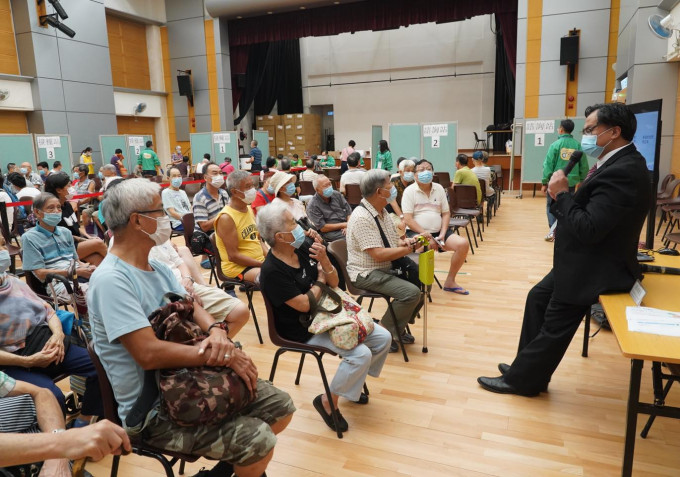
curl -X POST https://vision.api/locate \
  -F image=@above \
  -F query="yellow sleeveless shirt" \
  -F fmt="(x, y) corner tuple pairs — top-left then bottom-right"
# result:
(215, 205), (264, 278)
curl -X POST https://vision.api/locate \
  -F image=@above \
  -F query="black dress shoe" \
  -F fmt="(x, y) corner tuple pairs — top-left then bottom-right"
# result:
(352, 393), (369, 405)
(389, 340), (399, 353)
(190, 461), (234, 477)
(400, 331), (415, 344)
(498, 363), (511, 375)
(313, 394), (348, 432)
(477, 376), (539, 397)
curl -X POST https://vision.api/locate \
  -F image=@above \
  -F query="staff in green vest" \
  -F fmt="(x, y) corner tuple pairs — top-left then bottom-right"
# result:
(137, 140), (161, 178)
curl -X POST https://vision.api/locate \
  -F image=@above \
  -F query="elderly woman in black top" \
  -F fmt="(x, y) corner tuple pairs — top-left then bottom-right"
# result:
(257, 202), (391, 433)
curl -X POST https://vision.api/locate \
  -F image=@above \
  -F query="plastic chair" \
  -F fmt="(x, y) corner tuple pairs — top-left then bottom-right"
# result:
(446, 192), (474, 254)
(473, 132), (487, 151)
(344, 184), (362, 207)
(0, 211), (21, 274)
(327, 239), (410, 362)
(181, 213), (218, 286)
(209, 233), (264, 344)
(299, 180), (315, 196)
(478, 179), (494, 225)
(433, 172), (451, 189)
(262, 292), (361, 439)
(84, 341), (198, 477)
(450, 185), (482, 245)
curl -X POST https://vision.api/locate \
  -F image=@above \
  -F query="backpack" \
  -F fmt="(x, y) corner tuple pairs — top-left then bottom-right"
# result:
(190, 230), (215, 256)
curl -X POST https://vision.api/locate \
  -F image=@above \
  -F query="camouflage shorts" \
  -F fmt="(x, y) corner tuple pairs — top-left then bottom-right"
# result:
(141, 379), (295, 466)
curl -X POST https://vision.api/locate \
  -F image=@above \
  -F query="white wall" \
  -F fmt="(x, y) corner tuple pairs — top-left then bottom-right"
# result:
(103, 0), (166, 24)
(0, 79), (33, 111)
(299, 17), (496, 151)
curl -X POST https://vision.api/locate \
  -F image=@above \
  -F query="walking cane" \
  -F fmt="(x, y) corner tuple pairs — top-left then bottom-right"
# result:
(419, 250), (435, 353)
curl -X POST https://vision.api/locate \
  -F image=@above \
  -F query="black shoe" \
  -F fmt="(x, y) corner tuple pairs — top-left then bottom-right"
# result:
(400, 331), (415, 344)
(313, 394), (348, 432)
(498, 363), (510, 375)
(389, 340), (399, 353)
(477, 376), (539, 397)
(352, 393), (369, 405)
(190, 461), (234, 477)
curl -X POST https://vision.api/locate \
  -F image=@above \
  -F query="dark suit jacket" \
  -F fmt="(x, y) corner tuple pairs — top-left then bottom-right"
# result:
(550, 143), (651, 305)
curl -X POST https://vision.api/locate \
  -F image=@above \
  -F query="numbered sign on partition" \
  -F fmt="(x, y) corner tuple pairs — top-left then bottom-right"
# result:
(423, 124), (448, 137)
(213, 133), (231, 144)
(46, 148), (55, 159)
(134, 145), (141, 155)
(431, 136), (440, 148)
(219, 143), (226, 154)
(534, 134), (545, 147)
(128, 136), (144, 147)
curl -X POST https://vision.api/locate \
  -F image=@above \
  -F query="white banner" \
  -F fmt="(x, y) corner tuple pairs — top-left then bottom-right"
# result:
(525, 120), (555, 134)
(128, 136), (144, 147)
(423, 124), (448, 137)
(213, 133), (231, 144)
(37, 136), (61, 148)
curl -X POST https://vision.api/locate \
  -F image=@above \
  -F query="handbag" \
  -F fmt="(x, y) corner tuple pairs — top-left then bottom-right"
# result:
(190, 229), (215, 255)
(307, 282), (375, 350)
(360, 204), (421, 288)
(129, 293), (253, 428)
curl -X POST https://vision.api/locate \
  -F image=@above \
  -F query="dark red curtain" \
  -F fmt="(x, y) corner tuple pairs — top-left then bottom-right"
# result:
(228, 0), (517, 47)
(497, 11), (517, 79)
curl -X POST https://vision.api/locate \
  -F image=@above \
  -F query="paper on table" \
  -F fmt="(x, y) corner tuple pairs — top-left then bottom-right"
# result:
(627, 306), (680, 336)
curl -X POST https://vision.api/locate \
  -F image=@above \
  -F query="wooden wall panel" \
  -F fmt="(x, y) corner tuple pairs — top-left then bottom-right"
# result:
(0, 0), (20, 75)
(116, 116), (155, 144)
(106, 14), (151, 91)
(0, 110), (28, 133)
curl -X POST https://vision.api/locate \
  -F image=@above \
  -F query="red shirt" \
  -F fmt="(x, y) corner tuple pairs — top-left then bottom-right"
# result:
(251, 189), (274, 215)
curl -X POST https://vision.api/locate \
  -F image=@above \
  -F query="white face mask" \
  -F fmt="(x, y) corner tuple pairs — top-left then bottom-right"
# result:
(240, 188), (256, 204)
(140, 215), (172, 246)
(211, 175), (225, 188)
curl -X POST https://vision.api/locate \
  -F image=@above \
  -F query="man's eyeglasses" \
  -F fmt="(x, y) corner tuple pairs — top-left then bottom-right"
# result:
(137, 208), (163, 214)
(582, 123), (600, 135)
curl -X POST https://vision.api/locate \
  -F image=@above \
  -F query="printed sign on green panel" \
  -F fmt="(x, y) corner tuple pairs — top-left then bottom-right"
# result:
(421, 122), (458, 177)
(127, 135), (153, 174)
(213, 132), (238, 168)
(35, 135), (73, 171)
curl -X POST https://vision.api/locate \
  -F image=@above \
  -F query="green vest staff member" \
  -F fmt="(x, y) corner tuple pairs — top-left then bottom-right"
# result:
(375, 140), (393, 171)
(137, 140), (161, 178)
(541, 119), (588, 240)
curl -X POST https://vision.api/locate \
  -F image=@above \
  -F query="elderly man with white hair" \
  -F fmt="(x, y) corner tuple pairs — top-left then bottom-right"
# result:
(346, 169), (424, 352)
(306, 174), (352, 243)
(88, 178), (294, 477)
(100, 164), (121, 191)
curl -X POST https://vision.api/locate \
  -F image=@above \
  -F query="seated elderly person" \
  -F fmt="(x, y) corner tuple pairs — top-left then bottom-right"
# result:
(0, 234), (100, 427)
(346, 170), (424, 352)
(215, 170), (266, 283)
(20, 162), (43, 189)
(258, 202), (391, 432)
(148, 239), (250, 336)
(44, 172), (107, 266)
(250, 171), (276, 215)
(339, 152), (366, 195)
(21, 193), (96, 299)
(471, 151), (496, 204)
(100, 164), (122, 191)
(306, 174), (352, 243)
(193, 162), (229, 268)
(453, 154), (482, 204)
(402, 159), (470, 295)
(0, 371), (130, 476)
(6, 172), (40, 200)
(300, 158), (318, 182)
(390, 158), (416, 210)
(269, 171), (306, 220)
(162, 167), (191, 231)
(72, 164), (98, 235)
(88, 178), (294, 477)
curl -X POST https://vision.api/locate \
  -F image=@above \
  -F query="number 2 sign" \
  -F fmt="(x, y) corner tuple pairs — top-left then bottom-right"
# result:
(431, 136), (440, 149)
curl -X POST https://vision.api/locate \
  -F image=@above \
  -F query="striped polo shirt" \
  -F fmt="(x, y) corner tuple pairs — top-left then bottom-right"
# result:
(192, 186), (229, 232)
(21, 224), (78, 280)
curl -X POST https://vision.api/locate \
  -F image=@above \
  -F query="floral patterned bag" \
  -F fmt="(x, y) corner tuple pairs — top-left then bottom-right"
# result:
(308, 283), (374, 350)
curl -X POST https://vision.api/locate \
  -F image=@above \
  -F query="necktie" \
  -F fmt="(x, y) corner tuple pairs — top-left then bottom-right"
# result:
(584, 164), (598, 181)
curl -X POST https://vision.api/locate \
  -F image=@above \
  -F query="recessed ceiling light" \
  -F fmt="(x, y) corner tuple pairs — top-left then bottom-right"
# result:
(300, 6), (306, 9)
(334, 1), (340, 4)
(267, 11), (273, 14)
(236, 15), (242, 19)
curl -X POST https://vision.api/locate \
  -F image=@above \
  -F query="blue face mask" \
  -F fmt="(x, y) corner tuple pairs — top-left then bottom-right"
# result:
(73, 172), (80, 180)
(284, 224), (306, 249)
(98, 172), (104, 179)
(0, 249), (10, 275)
(383, 186), (397, 202)
(39, 169), (46, 176)
(42, 212), (62, 227)
(403, 172), (415, 182)
(284, 183), (296, 196)
(171, 177), (182, 188)
(322, 186), (334, 198)
(20, 168), (27, 175)
(417, 170), (433, 184)
(581, 127), (613, 158)
(266, 185), (275, 195)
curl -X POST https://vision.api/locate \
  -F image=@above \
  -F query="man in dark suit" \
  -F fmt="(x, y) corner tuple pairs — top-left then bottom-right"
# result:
(478, 103), (652, 396)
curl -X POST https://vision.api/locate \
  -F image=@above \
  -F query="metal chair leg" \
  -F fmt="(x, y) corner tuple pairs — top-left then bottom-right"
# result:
(368, 297), (375, 312)
(582, 308), (591, 358)
(247, 290), (264, 344)
(269, 348), (285, 382)
(179, 459), (186, 475)
(295, 353), (306, 385)
(110, 454), (120, 477)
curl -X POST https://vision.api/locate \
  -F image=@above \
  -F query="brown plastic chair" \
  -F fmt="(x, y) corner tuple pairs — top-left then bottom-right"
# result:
(183, 182), (203, 202)
(446, 191), (475, 254)
(344, 184), (362, 207)
(478, 179), (493, 225)
(433, 172), (451, 189)
(85, 341), (198, 477)
(181, 213), (218, 286)
(656, 179), (680, 235)
(326, 239), (410, 362)
(325, 168), (341, 189)
(450, 185), (482, 244)
(299, 180), (315, 196)
(209, 233), (263, 344)
(261, 292), (360, 439)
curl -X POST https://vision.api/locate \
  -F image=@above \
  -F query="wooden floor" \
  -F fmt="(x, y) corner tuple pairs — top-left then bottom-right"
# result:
(79, 195), (680, 476)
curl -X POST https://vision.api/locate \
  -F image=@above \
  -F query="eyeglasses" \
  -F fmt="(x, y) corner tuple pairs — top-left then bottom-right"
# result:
(137, 208), (163, 215)
(582, 123), (600, 135)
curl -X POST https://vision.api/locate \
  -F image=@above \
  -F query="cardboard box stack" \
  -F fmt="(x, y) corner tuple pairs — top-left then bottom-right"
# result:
(279, 113), (322, 157)
(255, 115), (280, 152)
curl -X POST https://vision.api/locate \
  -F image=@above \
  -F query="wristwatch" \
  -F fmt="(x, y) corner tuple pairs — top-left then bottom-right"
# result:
(208, 322), (229, 334)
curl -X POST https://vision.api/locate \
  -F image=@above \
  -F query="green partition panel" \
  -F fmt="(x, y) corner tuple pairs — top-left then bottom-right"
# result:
(521, 118), (591, 184)
(388, 124), (421, 172)
(126, 135), (153, 174)
(212, 132), (238, 167)
(35, 134), (72, 171)
(99, 135), (127, 173)
(371, 125), (382, 162)
(421, 122), (458, 176)
(253, 130), (270, 162)
(0, 134), (36, 172)
(190, 133), (213, 167)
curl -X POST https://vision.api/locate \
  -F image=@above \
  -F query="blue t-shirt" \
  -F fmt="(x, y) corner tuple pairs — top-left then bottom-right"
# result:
(251, 147), (262, 167)
(21, 225), (78, 279)
(87, 254), (185, 423)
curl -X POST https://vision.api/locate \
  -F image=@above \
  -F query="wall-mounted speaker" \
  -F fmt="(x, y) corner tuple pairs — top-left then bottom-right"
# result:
(560, 35), (579, 65)
(177, 75), (193, 96)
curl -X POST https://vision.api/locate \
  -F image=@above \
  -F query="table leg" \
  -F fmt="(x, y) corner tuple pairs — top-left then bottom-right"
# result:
(651, 361), (664, 406)
(622, 359), (643, 477)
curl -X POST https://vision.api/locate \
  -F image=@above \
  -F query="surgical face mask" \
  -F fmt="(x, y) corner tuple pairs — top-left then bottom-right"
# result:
(140, 215), (171, 246)
(283, 224), (306, 249)
(211, 175), (225, 188)
(322, 186), (334, 198)
(284, 183), (296, 196)
(0, 249), (10, 275)
(386, 186), (397, 202)
(417, 170), (433, 184)
(266, 185), (275, 195)
(171, 177), (182, 188)
(240, 188), (256, 204)
(73, 172), (80, 180)
(581, 127), (613, 158)
(20, 168), (27, 175)
(39, 169), (46, 176)
(42, 212), (62, 227)
(98, 172), (104, 179)
(403, 171), (415, 182)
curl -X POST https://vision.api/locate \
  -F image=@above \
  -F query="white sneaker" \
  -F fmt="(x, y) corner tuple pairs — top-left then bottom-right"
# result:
(544, 233), (555, 242)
